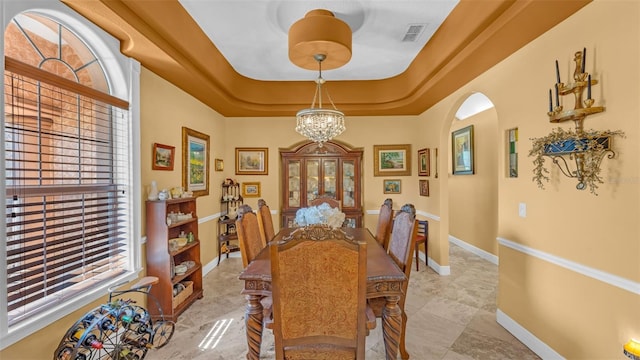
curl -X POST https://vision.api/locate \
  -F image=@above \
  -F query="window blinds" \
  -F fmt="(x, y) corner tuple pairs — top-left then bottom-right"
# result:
(4, 58), (131, 325)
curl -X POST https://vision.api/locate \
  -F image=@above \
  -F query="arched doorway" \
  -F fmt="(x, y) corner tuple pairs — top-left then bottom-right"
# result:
(438, 92), (499, 271)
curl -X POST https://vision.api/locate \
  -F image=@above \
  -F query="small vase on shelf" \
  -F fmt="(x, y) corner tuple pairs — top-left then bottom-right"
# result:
(148, 181), (159, 200)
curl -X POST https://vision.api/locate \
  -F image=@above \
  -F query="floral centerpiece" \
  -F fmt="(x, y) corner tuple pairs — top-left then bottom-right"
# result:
(294, 202), (346, 229)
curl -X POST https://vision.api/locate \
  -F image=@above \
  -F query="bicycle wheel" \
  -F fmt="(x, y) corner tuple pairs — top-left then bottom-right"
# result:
(54, 306), (104, 360)
(151, 320), (175, 349)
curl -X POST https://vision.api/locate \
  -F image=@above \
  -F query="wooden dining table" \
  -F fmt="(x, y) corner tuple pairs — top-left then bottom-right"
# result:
(238, 227), (408, 360)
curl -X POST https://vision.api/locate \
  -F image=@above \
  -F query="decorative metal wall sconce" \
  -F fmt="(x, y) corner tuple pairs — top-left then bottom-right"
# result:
(529, 48), (624, 195)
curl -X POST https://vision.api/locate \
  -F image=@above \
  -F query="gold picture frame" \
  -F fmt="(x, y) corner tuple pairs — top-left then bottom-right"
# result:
(383, 179), (401, 194)
(374, 144), (411, 176)
(215, 158), (224, 171)
(235, 147), (268, 175)
(241, 182), (261, 198)
(182, 127), (210, 197)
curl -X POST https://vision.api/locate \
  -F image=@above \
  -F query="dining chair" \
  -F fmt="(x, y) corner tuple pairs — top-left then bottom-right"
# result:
(414, 219), (428, 271)
(374, 198), (393, 250)
(383, 203), (417, 360)
(235, 204), (266, 268)
(256, 199), (276, 244)
(235, 204), (273, 325)
(270, 225), (368, 359)
(309, 194), (342, 210)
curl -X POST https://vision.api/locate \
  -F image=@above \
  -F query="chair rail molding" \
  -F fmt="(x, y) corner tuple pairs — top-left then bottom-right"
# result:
(498, 237), (640, 295)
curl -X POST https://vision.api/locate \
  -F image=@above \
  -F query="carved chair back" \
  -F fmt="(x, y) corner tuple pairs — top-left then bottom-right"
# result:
(236, 204), (266, 268)
(386, 203), (417, 359)
(374, 198), (393, 250)
(257, 199), (276, 244)
(270, 225), (367, 359)
(388, 204), (418, 287)
(309, 195), (342, 210)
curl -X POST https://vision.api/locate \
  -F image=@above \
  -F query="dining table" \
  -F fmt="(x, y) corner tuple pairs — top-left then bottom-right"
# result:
(238, 226), (408, 360)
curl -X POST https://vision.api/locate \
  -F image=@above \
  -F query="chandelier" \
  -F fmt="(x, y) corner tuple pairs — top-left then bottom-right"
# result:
(295, 54), (345, 147)
(289, 9), (351, 147)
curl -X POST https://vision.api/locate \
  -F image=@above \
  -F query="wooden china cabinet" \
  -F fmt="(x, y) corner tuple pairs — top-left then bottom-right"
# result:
(280, 140), (363, 228)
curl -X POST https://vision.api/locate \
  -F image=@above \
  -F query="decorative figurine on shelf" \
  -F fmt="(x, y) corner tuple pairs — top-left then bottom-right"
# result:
(158, 189), (170, 200)
(170, 186), (183, 198)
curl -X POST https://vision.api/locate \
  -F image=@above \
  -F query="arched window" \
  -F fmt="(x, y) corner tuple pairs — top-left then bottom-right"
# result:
(2, 10), (136, 346)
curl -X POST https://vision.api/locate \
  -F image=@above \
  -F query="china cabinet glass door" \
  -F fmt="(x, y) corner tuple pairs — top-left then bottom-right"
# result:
(288, 160), (300, 208)
(306, 160), (319, 202)
(323, 159), (337, 198)
(342, 160), (355, 208)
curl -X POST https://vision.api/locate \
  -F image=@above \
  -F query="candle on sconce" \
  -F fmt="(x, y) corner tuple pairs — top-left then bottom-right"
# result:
(555, 83), (559, 107)
(548, 89), (552, 112)
(555, 60), (561, 83)
(582, 47), (586, 73)
(587, 74), (591, 100)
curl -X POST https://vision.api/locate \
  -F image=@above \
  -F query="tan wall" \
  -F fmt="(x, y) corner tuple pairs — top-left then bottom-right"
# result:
(139, 67), (228, 267)
(449, 109), (499, 255)
(417, 0), (639, 357)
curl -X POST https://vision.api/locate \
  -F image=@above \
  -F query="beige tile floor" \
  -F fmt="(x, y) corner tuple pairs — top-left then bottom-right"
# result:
(151, 244), (541, 359)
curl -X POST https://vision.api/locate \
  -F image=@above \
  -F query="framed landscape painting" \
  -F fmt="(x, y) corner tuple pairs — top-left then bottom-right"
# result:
(374, 144), (411, 176)
(242, 182), (261, 198)
(383, 179), (402, 194)
(182, 127), (210, 197)
(235, 147), (268, 175)
(452, 125), (474, 175)
(152, 143), (174, 171)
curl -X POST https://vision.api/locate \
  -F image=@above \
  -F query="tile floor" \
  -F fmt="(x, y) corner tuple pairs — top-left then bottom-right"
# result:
(151, 244), (541, 359)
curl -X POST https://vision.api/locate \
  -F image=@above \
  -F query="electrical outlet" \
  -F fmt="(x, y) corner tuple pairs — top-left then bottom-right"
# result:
(519, 203), (527, 218)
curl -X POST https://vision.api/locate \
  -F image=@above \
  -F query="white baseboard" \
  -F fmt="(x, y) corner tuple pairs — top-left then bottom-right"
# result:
(202, 252), (241, 276)
(449, 235), (499, 265)
(426, 254), (450, 275)
(496, 309), (565, 360)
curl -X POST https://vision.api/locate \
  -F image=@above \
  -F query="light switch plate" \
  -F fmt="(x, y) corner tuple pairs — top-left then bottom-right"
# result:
(519, 203), (527, 218)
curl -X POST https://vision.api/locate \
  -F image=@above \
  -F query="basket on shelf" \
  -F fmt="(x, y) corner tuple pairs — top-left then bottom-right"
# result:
(172, 280), (193, 309)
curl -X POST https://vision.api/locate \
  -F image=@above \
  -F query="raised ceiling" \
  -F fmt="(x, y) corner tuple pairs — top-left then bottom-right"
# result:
(61, 0), (590, 117)
(178, 0), (459, 81)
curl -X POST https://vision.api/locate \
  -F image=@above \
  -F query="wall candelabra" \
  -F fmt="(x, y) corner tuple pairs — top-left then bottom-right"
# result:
(530, 48), (624, 195)
(548, 48), (604, 130)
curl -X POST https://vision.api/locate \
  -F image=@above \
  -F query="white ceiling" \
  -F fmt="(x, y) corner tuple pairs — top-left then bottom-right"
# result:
(178, 0), (459, 82)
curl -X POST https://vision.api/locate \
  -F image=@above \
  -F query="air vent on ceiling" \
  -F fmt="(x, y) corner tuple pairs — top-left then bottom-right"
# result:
(402, 24), (426, 42)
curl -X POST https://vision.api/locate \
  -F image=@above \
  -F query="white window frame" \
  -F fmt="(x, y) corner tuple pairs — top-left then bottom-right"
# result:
(0, 1), (142, 349)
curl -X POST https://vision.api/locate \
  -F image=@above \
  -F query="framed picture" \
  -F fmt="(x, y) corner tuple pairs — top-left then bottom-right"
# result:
(419, 179), (429, 196)
(215, 158), (224, 172)
(452, 125), (474, 175)
(242, 182), (261, 198)
(152, 143), (175, 170)
(182, 127), (210, 197)
(374, 144), (411, 176)
(383, 179), (401, 194)
(417, 148), (430, 176)
(236, 147), (268, 175)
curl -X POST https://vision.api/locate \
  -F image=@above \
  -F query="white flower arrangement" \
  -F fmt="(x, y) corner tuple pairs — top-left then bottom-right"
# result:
(294, 203), (346, 229)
